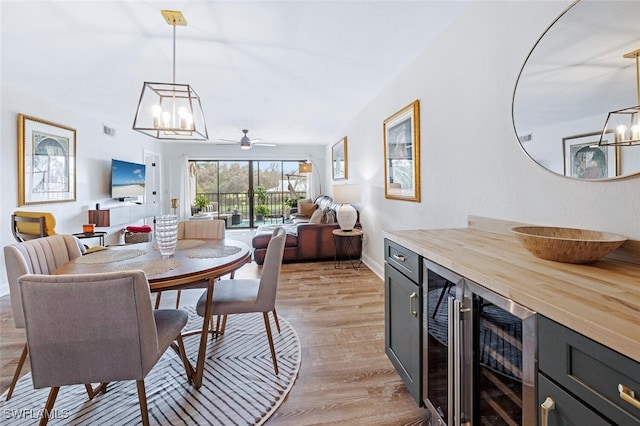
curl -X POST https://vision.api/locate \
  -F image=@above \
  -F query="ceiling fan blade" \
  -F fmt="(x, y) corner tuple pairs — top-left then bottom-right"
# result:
(249, 138), (263, 142)
(253, 142), (276, 147)
(218, 138), (239, 143)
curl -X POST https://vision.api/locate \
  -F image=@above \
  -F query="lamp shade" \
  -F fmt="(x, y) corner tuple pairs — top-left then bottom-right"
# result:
(333, 184), (360, 231)
(299, 162), (312, 173)
(332, 184), (361, 204)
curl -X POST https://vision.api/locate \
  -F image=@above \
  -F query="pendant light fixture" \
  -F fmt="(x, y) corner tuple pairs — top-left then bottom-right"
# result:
(599, 48), (640, 146)
(132, 10), (208, 141)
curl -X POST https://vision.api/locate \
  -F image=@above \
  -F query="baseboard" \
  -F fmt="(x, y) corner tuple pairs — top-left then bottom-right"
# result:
(362, 253), (383, 281)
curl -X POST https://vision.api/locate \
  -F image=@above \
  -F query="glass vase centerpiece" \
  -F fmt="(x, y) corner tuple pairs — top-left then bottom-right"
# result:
(155, 215), (178, 256)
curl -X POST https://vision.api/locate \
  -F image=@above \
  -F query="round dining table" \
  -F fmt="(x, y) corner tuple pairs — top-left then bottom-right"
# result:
(54, 238), (251, 388)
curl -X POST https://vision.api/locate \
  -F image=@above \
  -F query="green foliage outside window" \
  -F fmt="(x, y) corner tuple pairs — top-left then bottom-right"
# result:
(255, 204), (270, 216)
(284, 195), (304, 209)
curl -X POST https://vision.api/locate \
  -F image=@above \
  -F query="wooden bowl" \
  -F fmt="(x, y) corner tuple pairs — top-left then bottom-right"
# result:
(510, 226), (627, 264)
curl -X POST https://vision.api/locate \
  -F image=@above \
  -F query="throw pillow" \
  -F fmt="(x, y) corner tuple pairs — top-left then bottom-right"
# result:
(299, 202), (318, 217)
(309, 209), (324, 224)
(322, 209), (336, 224)
(297, 198), (312, 211)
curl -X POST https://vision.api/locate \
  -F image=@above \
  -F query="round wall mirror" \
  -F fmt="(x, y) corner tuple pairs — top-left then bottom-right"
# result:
(513, 0), (640, 180)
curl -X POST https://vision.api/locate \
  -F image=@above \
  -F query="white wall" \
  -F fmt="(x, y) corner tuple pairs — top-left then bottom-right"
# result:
(0, 85), (160, 295)
(334, 1), (640, 278)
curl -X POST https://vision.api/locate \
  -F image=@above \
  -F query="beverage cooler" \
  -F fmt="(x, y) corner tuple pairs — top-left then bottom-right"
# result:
(423, 259), (537, 425)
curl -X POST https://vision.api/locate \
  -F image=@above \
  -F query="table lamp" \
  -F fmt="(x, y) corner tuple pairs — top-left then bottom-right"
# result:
(332, 184), (360, 231)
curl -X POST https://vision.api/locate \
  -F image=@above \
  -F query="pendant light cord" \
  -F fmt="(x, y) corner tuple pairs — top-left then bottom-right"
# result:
(172, 21), (176, 85)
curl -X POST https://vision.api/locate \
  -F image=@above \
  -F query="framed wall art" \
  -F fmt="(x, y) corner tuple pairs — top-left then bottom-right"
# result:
(562, 130), (618, 179)
(332, 136), (348, 180)
(383, 99), (420, 201)
(18, 113), (77, 206)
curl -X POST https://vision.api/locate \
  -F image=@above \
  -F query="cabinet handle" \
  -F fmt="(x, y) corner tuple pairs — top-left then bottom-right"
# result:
(540, 396), (555, 426)
(409, 292), (418, 317)
(619, 384), (640, 410)
(449, 297), (463, 426)
(447, 297), (455, 426)
(392, 253), (406, 262)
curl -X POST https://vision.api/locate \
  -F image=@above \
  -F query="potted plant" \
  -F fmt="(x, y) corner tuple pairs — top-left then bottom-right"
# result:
(284, 195), (304, 218)
(254, 185), (269, 221)
(194, 194), (208, 214)
(255, 204), (270, 221)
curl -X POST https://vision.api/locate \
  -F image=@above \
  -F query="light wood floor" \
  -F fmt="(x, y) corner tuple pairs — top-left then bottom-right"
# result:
(0, 260), (431, 425)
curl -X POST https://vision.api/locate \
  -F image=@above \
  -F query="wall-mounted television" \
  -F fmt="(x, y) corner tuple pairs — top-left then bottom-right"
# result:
(111, 159), (146, 200)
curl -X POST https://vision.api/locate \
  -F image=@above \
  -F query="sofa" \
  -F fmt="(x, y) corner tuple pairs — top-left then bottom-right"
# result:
(252, 195), (361, 265)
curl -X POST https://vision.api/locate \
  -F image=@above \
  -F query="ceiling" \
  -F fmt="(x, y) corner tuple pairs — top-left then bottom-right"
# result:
(1, 0), (474, 146)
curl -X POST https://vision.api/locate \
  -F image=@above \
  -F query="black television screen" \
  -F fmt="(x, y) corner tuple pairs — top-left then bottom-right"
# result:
(111, 159), (146, 199)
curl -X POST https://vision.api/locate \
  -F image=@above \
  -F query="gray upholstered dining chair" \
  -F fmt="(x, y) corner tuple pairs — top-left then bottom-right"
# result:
(178, 219), (225, 239)
(195, 226), (286, 374)
(3, 234), (82, 400)
(155, 219), (227, 309)
(18, 270), (191, 426)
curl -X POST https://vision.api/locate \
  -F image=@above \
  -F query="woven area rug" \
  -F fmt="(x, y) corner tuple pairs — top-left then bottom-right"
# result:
(1, 307), (301, 425)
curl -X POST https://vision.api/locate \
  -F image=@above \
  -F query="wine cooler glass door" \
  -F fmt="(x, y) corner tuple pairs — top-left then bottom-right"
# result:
(424, 261), (472, 426)
(465, 279), (537, 425)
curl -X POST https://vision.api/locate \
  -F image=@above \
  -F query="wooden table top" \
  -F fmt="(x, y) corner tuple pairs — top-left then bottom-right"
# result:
(384, 221), (640, 363)
(54, 238), (251, 291)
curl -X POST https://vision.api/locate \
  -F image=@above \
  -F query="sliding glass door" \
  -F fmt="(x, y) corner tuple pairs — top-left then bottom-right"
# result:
(190, 160), (305, 228)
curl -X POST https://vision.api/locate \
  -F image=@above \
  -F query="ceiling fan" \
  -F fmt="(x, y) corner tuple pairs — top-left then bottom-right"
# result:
(216, 129), (276, 150)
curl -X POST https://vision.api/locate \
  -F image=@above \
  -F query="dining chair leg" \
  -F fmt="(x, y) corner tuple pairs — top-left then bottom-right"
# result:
(154, 292), (162, 309)
(175, 333), (194, 383)
(84, 382), (108, 400)
(220, 314), (228, 334)
(136, 380), (150, 426)
(214, 272), (234, 336)
(6, 343), (28, 400)
(262, 312), (279, 375)
(175, 289), (182, 309)
(39, 386), (60, 426)
(194, 278), (215, 388)
(271, 309), (281, 333)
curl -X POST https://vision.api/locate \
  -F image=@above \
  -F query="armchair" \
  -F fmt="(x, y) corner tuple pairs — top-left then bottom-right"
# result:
(11, 211), (57, 242)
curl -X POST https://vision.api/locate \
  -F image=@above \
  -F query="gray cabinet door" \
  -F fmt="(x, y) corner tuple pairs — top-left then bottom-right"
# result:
(538, 374), (610, 426)
(538, 316), (640, 424)
(385, 263), (422, 404)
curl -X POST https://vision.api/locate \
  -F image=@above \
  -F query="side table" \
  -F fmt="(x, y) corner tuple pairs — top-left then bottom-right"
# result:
(72, 231), (107, 246)
(332, 228), (364, 270)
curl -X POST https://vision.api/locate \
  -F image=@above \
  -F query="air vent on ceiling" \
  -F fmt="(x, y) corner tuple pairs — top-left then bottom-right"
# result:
(518, 132), (533, 143)
(103, 124), (116, 137)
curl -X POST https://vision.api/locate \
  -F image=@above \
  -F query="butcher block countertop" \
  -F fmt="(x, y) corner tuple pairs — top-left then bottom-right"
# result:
(383, 217), (640, 363)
